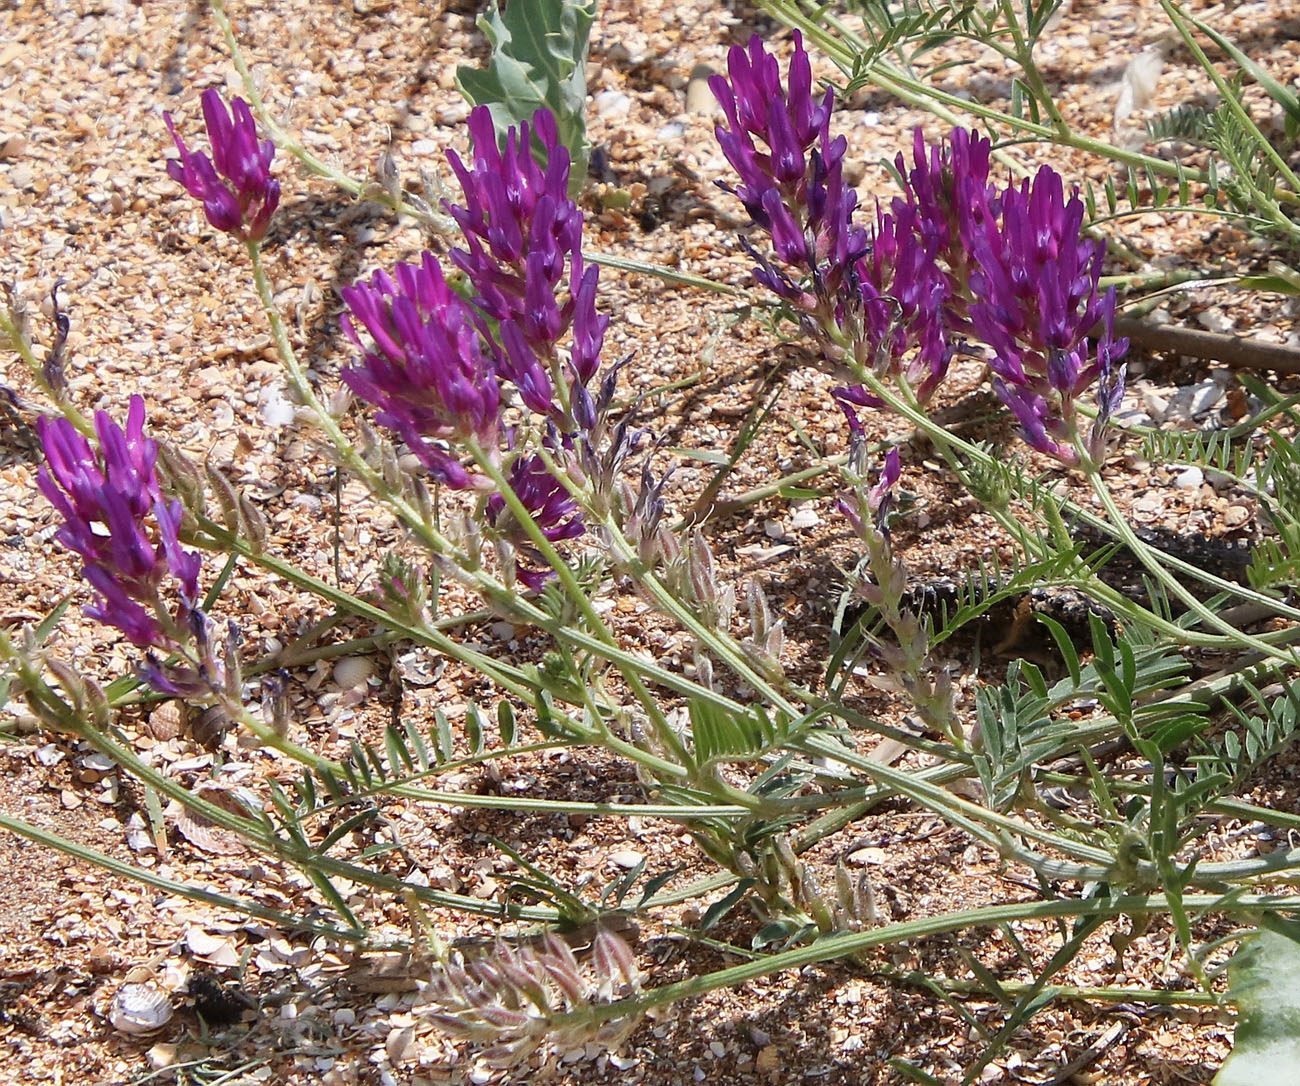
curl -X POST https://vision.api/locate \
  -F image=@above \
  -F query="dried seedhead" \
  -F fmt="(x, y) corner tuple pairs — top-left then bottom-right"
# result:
(422, 928), (642, 1067)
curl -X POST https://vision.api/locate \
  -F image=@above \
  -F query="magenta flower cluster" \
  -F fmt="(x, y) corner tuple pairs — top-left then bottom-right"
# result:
(712, 35), (1128, 467)
(160, 94), (603, 589)
(164, 89), (280, 243)
(445, 108), (608, 399)
(340, 253), (502, 491)
(37, 397), (201, 649)
(340, 106), (606, 581)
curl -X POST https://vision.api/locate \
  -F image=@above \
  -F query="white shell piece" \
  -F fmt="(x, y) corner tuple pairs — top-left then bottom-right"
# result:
(110, 983), (174, 1035)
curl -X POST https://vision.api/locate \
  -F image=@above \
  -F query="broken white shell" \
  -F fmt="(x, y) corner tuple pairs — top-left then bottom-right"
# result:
(110, 983), (174, 1035)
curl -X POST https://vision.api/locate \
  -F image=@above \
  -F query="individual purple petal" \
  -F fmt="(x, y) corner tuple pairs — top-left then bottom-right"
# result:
(569, 263), (608, 389)
(868, 447), (902, 519)
(832, 385), (885, 434)
(498, 320), (556, 415)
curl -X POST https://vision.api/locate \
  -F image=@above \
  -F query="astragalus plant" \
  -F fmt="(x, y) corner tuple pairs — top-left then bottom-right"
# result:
(3, 16), (1300, 1083)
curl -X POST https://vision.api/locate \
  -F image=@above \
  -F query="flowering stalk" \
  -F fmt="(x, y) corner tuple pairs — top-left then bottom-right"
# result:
(164, 88), (280, 242)
(836, 443), (957, 743)
(967, 167), (1130, 467)
(31, 403), (694, 780)
(712, 34), (1130, 467)
(37, 397), (201, 650)
(445, 106), (608, 428)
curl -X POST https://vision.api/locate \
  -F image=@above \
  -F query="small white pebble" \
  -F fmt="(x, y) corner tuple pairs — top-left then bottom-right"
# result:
(1173, 465), (1204, 490)
(595, 90), (630, 119)
(789, 506), (820, 530)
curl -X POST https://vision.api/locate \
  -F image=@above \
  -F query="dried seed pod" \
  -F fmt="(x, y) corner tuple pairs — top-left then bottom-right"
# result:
(109, 983), (174, 1035)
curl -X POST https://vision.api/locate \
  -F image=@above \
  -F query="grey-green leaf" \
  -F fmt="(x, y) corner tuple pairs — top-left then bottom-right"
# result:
(1216, 925), (1300, 1084)
(456, 0), (595, 196)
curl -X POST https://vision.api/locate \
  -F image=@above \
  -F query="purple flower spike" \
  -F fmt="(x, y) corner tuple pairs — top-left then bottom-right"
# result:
(446, 108), (579, 323)
(486, 450), (585, 589)
(969, 166), (1107, 398)
(341, 253), (501, 489)
(964, 164), (1128, 464)
(37, 396), (202, 647)
(711, 32), (864, 298)
(711, 42), (1130, 467)
(164, 89), (279, 242)
(443, 106), (605, 416)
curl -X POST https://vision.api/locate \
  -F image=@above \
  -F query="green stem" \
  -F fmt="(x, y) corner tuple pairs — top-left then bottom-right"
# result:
(851, 368), (1300, 636)
(798, 732), (1116, 869)
(997, 0), (1068, 134)
(550, 891), (1298, 1030)
(468, 440), (695, 772)
(1086, 469), (1299, 665)
(760, 0), (1223, 186)
(0, 810), (371, 945)
(1, 305), (95, 436)
(877, 968), (1225, 1008)
(1160, 0), (1300, 199)
(11, 649), (564, 924)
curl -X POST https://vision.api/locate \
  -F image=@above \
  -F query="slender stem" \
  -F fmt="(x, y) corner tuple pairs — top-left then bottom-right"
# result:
(10, 648), (564, 924)
(799, 732), (1117, 869)
(1, 305), (95, 436)
(1160, 0), (1300, 199)
(467, 440), (696, 771)
(762, 0), (1188, 175)
(1086, 469), (1299, 665)
(996, 0), (1068, 133)
(872, 966), (1225, 1008)
(849, 368), (1300, 634)
(549, 891), (1299, 1030)
(0, 810), (370, 945)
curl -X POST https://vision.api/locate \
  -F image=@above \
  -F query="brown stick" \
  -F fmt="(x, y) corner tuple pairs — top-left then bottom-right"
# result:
(1115, 317), (1300, 374)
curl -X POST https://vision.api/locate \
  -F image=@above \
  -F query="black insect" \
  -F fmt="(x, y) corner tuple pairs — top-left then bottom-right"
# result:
(188, 972), (256, 1027)
(638, 193), (668, 233)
